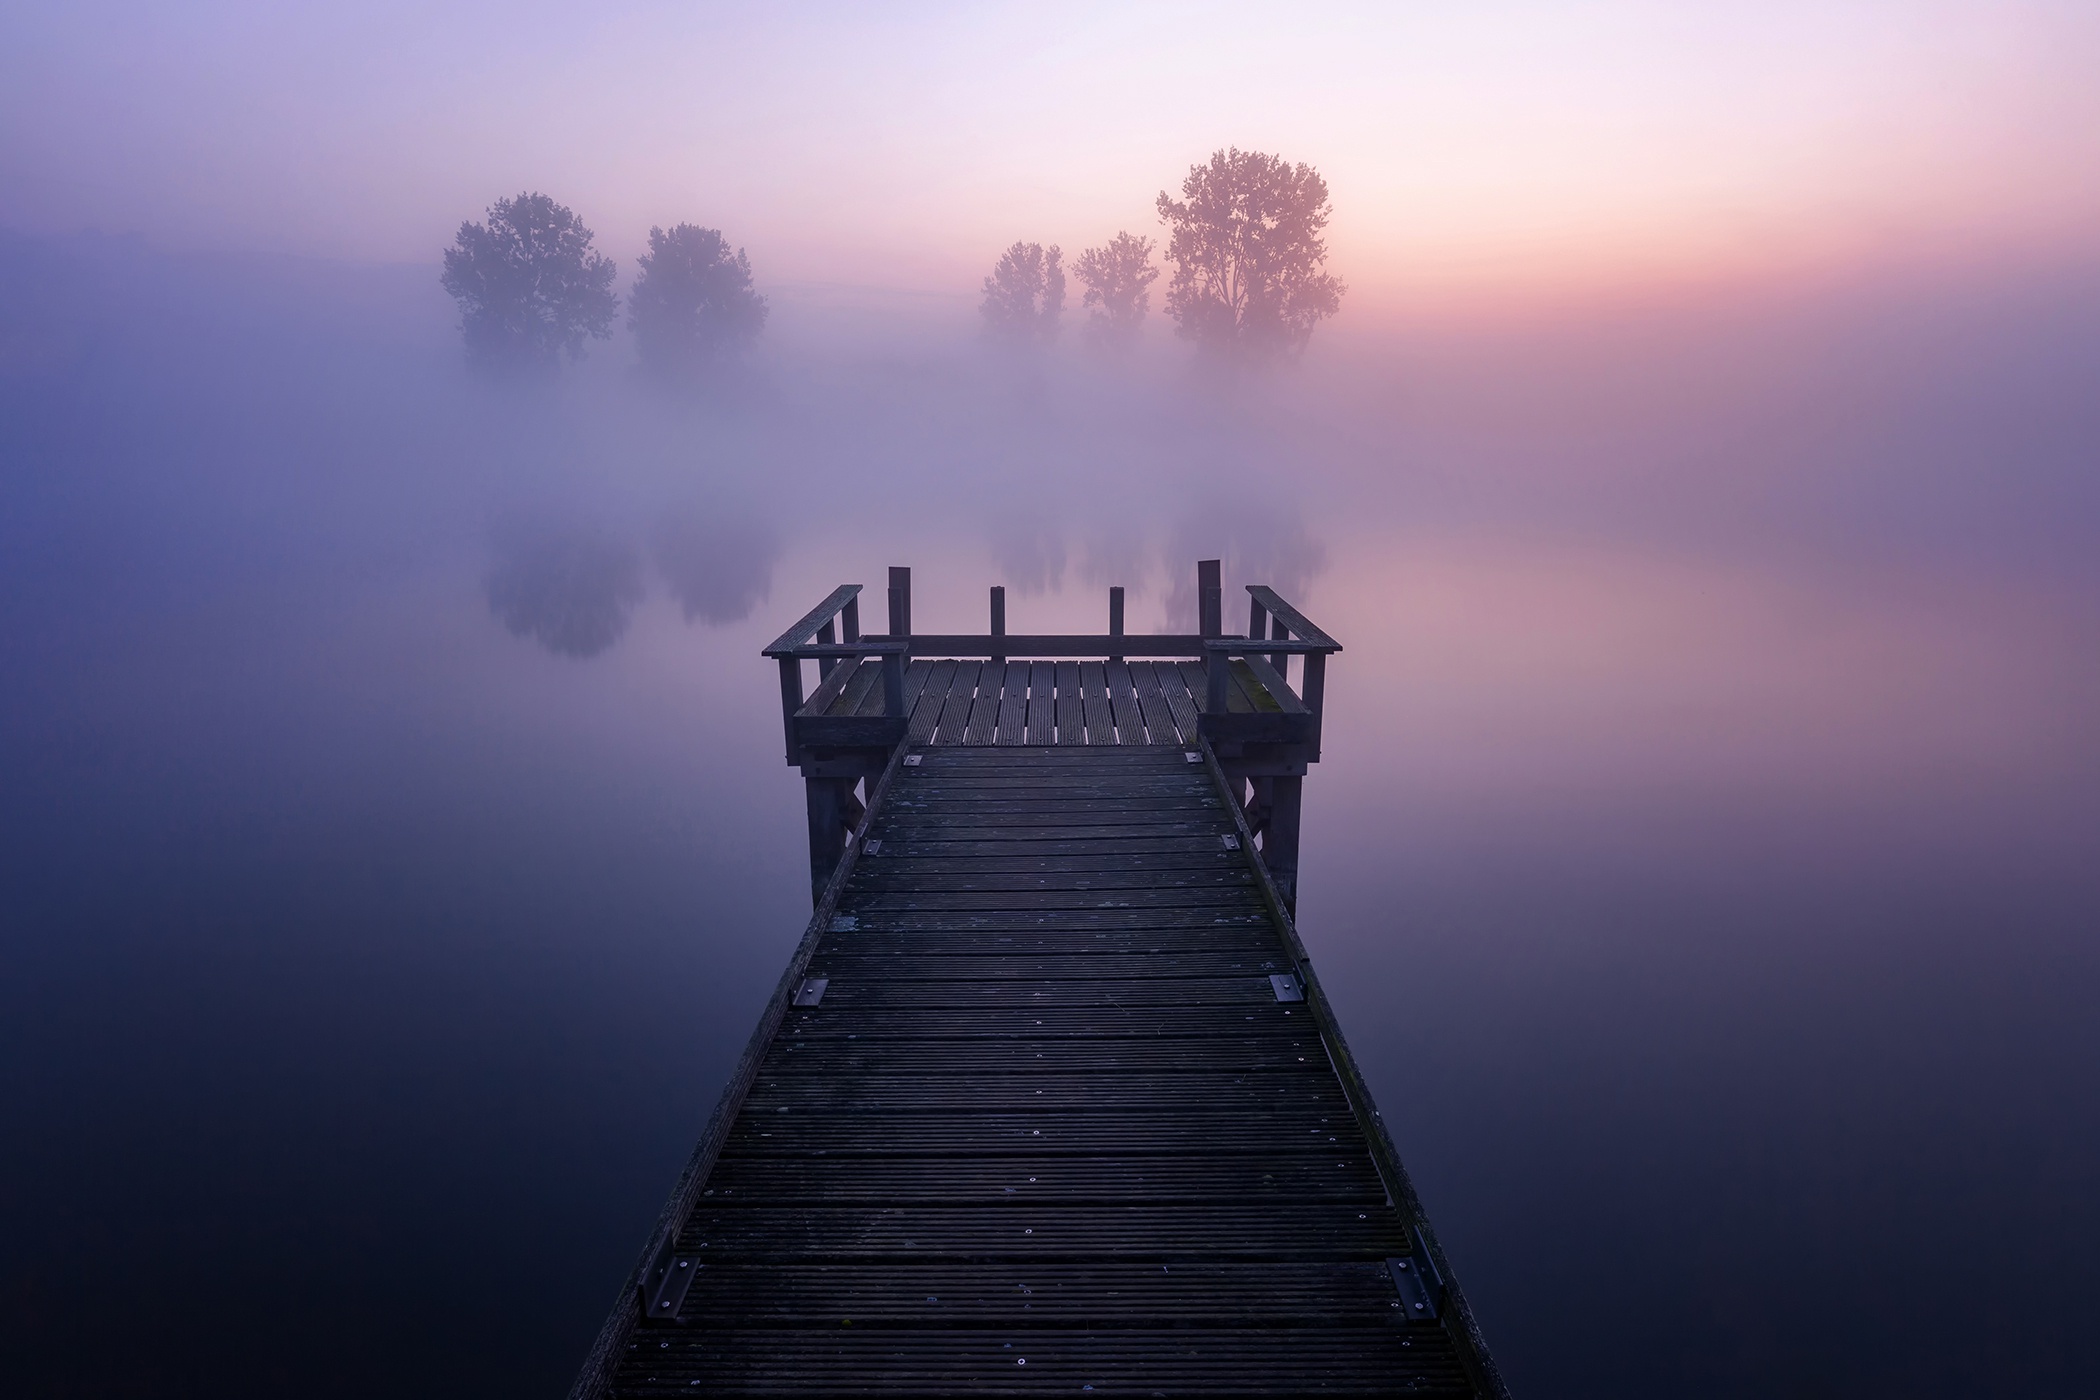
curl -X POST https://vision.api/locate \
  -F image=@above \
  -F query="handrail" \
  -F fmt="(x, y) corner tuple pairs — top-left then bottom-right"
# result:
(1246, 585), (1340, 651)
(761, 584), (861, 658)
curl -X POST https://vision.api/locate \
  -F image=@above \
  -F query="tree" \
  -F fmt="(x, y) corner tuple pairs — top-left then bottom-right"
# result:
(1072, 232), (1159, 350)
(628, 224), (768, 378)
(440, 193), (617, 372)
(979, 242), (1064, 345)
(1155, 149), (1344, 361)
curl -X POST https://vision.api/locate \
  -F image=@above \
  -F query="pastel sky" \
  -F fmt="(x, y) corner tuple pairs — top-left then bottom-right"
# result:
(5, 1), (2098, 308)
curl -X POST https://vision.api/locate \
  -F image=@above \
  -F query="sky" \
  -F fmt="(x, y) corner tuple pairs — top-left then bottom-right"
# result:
(3, 4), (2099, 1396)
(5, 2), (2099, 310)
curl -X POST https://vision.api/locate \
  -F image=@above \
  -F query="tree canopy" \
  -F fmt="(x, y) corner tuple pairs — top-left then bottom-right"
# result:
(979, 242), (1064, 346)
(628, 224), (768, 378)
(1072, 232), (1158, 350)
(440, 193), (617, 372)
(1155, 149), (1344, 360)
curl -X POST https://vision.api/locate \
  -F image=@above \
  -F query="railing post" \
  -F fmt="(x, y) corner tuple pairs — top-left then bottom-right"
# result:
(1270, 613), (1290, 685)
(1199, 560), (1224, 720)
(816, 618), (837, 679)
(842, 597), (860, 643)
(882, 650), (905, 718)
(776, 656), (803, 764)
(1301, 650), (1327, 760)
(989, 586), (1005, 666)
(1108, 586), (1124, 664)
(888, 566), (912, 640)
(1248, 595), (1268, 653)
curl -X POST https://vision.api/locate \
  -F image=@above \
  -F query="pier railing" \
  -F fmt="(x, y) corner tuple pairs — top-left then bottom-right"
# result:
(763, 559), (1342, 905)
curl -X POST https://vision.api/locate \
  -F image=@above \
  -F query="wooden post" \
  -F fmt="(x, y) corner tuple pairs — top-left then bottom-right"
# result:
(1301, 650), (1327, 760)
(1248, 595), (1268, 652)
(989, 586), (1005, 666)
(776, 656), (803, 764)
(816, 618), (837, 679)
(1263, 775), (1304, 913)
(1271, 613), (1290, 687)
(803, 777), (852, 904)
(842, 596), (860, 643)
(888, 566), (912, 639)
(1108, 587), (1124, 664)
(1199, 560), (1224, 724)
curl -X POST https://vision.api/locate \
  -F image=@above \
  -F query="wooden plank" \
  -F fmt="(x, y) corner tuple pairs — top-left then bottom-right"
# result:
(903, 659), (955, 744)
(1025, 660), (1056, 744)
(1238, 651), (1307, 714)
(931, 661), (980, 746)
(1246, 584), (1340, 650)
(1158, 659), (1201, 738)
(899, 633), (1206, 657)
(963, 662), (1002, 744)
(761, 584), (861, 656)
(826, 657), (884, 716)
(1053, 660), (1085, 745)
(794, 652), (861, 717)
(1079, 660), (1114, 745)
(1104, 659), (1145, 743)
(1130, 660), (1183, 744)
(994, 661), (1028, 745)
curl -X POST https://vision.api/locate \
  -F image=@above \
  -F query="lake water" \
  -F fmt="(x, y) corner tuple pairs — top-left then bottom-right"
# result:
(3, 232), (2096, 1396)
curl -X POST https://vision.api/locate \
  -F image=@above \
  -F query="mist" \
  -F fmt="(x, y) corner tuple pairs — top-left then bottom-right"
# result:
(3, 219), (2097, 1397)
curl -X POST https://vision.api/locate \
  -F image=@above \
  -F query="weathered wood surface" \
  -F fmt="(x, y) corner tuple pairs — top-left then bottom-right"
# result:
(600, 747), (1484, 1398)
(802, 657), (1302, 748)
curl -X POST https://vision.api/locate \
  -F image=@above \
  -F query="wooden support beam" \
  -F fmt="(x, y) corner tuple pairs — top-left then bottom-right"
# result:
(1198, 559), (1222, 639)
(1108, 586), (1125, 664)
(888, 566), (912, 640)
(802, 777), (853, 905)
(1261, 775), (1304, 913)
(989, 586), (1005, 666)
(775, 657), (803, 764)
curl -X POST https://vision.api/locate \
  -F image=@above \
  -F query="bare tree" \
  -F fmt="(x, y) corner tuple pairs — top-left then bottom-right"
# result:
(1155, 149), (1344, 361)
(440, 193), (616, 372)
(1072, 232), (1158, 350)
(628, 224), (768, 379)
(979, 241), (1064, 346)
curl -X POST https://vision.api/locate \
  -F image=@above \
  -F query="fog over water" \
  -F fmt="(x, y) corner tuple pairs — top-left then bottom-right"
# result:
(3, 226), (2097, 1396)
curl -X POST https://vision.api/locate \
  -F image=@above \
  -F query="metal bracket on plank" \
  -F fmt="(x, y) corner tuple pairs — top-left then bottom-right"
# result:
(792, 977), (830, 1007)
(861, 839), (881, 855)
(829, 915), (857, 932)
(1269, 973), (1304, 1003)
(1184, 751), (1202, 763)
(639, 1238), (701, 1326)
(903, 754), (922, 766)
(1221, 834), (1240, 850)
(1387, 1227), (1447, 1320)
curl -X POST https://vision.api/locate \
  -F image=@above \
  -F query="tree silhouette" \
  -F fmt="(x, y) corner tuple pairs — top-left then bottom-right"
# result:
(628, 224), (768, 378)
(1156, 149), (1344, 361)
(1073, 232), (1158, 350)
(979, 242), (1064, 346)
(441, 193), (617, 372)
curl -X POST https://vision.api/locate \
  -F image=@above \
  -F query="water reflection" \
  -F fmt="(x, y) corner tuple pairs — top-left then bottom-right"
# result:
(652, 508), (780, 624)
(486, 521), (644, 657)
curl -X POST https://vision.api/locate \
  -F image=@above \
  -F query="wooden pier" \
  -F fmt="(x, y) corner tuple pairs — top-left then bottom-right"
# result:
(571, 564), (1507, 1398)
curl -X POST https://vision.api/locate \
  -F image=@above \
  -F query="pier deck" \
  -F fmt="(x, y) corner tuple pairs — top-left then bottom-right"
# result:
(572, 566), (1506, 1398)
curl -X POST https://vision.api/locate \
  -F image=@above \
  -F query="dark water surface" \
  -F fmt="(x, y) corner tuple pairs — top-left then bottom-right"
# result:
(3, 232), (2097, 1396)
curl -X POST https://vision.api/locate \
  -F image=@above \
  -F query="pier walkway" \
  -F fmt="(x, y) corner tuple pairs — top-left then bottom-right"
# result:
(571, 566), (1505, 1398)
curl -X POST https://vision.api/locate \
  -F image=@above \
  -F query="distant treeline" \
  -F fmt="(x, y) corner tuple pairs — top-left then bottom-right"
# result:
(439, 147), (1344, 379)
